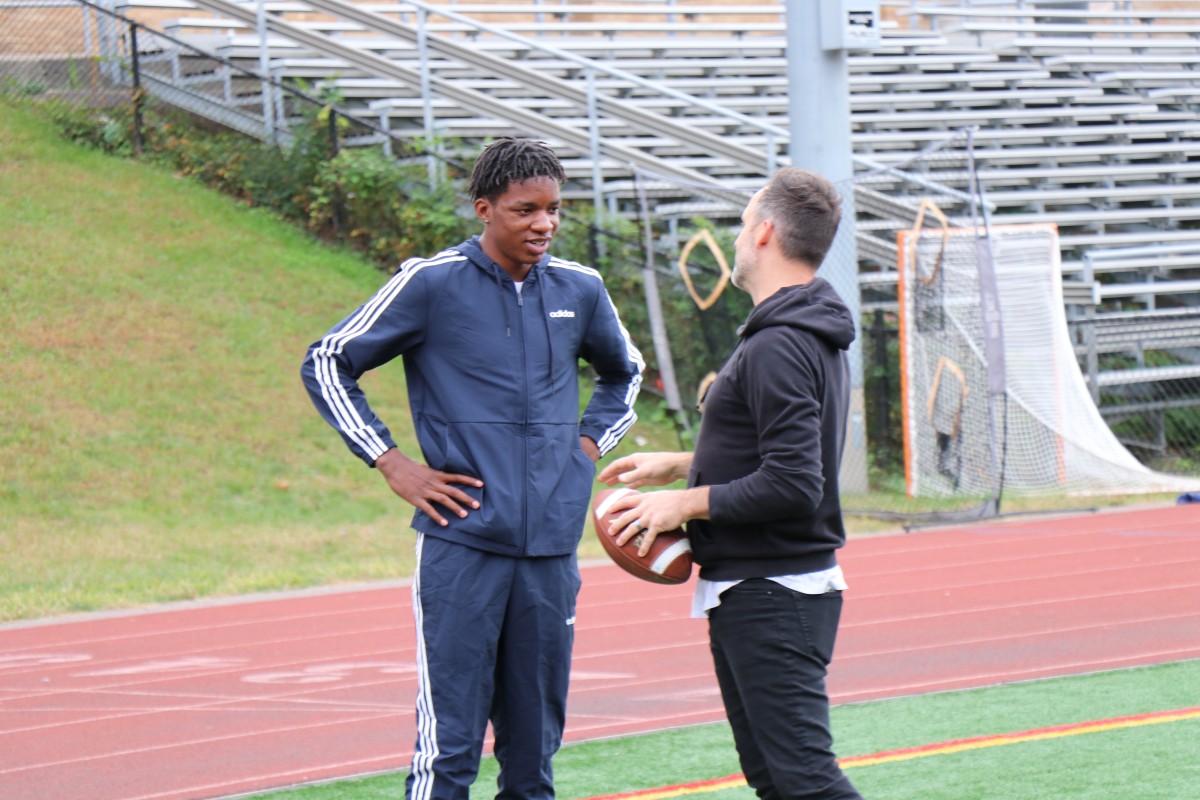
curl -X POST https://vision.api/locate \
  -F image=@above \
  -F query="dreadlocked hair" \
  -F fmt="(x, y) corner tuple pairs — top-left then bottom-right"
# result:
(469, 138), (566, 201)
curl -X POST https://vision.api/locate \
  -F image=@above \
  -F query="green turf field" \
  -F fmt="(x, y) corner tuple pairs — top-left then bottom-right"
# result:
(242, 660), (1200, 800)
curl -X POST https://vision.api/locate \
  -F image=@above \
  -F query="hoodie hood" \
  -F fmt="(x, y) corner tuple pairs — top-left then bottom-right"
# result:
(457, 235), (553, 280)
(740, 277), (856, 351)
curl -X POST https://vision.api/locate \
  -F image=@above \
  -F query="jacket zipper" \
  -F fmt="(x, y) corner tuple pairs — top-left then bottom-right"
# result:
(515, 283), (530, 555)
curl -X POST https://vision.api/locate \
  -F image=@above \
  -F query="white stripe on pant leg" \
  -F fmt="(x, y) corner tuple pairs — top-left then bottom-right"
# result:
(410, 532), (440, 800)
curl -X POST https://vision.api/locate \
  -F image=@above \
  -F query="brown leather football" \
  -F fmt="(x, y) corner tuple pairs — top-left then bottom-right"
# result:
(592, 488), (692, 585)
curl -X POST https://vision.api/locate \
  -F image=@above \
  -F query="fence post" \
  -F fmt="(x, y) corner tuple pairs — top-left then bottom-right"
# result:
(129, 22), (143, 157)
(327, 107), (345, 239)
(327, 106), (339, 157)
(869, 308), (892, 465)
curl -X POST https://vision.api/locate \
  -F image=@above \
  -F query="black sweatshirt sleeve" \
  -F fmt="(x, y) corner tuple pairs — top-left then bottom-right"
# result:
(707, 329), (826, 524)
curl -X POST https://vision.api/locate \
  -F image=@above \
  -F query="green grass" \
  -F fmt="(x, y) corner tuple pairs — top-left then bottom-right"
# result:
(240, 660), (1200, 800)
(0, 104), (685, 621)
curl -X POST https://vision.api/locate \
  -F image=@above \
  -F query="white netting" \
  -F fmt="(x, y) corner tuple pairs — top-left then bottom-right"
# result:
(899, 222), (1197, 499)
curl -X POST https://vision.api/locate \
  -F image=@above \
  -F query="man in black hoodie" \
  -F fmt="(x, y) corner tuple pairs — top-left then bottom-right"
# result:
(598, 168), (862, 800)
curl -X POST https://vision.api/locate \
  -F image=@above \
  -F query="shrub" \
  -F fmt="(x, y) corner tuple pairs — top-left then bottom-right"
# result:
(308, 146), (472, 266)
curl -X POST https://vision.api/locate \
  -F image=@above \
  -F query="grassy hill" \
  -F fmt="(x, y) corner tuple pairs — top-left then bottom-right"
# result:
(0, 105), (679, 621)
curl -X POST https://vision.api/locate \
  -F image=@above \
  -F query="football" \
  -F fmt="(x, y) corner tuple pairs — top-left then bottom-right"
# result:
(592, 488), (693, 585)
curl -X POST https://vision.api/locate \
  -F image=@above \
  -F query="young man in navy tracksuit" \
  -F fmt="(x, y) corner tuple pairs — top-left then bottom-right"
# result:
(598, 168), (862, 800)
(301, 138), (644, 800)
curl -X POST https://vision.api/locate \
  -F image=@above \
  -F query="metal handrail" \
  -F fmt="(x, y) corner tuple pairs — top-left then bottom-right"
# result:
(74, 0), (435, 154)
(318, 0), (984, 203)
(309, 0), (792, 162)
(183, 0), (739, 194)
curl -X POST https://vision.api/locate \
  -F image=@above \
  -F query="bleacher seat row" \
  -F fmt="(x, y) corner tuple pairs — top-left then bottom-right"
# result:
(106, 0), (1197, 311)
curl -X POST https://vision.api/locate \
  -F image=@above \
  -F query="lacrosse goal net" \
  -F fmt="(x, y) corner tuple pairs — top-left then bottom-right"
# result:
(898, 218), (1197, 502)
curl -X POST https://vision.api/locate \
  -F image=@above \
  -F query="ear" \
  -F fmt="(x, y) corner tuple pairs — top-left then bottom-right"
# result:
(753, 218), (773, 248)
(474, 197), (491, 223)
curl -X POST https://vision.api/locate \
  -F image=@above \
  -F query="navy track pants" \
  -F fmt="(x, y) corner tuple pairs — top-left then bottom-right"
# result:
(406, 533), (580, 800)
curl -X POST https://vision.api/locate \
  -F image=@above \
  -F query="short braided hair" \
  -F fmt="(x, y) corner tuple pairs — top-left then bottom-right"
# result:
(469, 138), (566, 202)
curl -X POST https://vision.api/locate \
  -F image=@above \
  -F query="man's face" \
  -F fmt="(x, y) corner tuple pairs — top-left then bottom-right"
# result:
(475, 176), (561, 276)
(731, 191), (764, 292)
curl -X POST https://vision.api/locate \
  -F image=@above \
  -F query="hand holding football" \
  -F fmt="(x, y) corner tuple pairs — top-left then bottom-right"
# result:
(592, 488), (692, 585)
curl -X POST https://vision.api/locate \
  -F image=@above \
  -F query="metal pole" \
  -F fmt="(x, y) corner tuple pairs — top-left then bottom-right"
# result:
(1082, 253), (1100, 402)
(635, 170), (689, 436)
(785, 0), (870, 492)
(417, 8), (437, 187)
(328, 108), (344, 239)
(586, 67), (606, 261)
(129, 22), (143, 157)
(256, 0), (276, 144)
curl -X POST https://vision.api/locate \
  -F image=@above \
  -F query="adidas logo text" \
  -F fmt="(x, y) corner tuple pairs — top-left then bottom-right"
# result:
(549, 310), (575, 318)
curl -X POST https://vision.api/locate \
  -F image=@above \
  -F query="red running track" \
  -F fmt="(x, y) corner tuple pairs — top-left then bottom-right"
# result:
(1, 503), (1197, 800)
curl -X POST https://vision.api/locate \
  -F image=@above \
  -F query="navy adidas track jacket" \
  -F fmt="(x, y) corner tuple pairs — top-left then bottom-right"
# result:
(301, 236), (644, 557)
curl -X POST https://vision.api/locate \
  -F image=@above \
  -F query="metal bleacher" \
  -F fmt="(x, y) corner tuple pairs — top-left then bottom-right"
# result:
(896, 5), (1199, 287)
(895, 2), (1200, 415)
(106, 0), (1197, 294)
(76, 0), (1197, 430)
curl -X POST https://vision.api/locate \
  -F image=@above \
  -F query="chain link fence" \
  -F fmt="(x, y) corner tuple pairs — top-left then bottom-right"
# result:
(1, 0), (445, 229)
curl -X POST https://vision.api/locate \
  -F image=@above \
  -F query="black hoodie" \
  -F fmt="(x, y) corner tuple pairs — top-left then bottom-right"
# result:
(686, 277), (856, 581)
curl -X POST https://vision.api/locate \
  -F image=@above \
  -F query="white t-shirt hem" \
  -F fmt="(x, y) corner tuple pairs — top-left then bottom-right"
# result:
(690, 565), (848, 618)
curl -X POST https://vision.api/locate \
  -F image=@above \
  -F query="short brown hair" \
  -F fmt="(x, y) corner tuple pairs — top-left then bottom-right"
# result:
(754, 168), (842, 267)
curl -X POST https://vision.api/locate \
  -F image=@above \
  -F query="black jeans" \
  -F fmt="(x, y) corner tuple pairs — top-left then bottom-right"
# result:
(708, 579), (862, 800)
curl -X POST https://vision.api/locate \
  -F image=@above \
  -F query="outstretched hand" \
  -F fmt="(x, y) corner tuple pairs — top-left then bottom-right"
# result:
(374, 448), (483, 527)
(597, 451), (692, 489)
